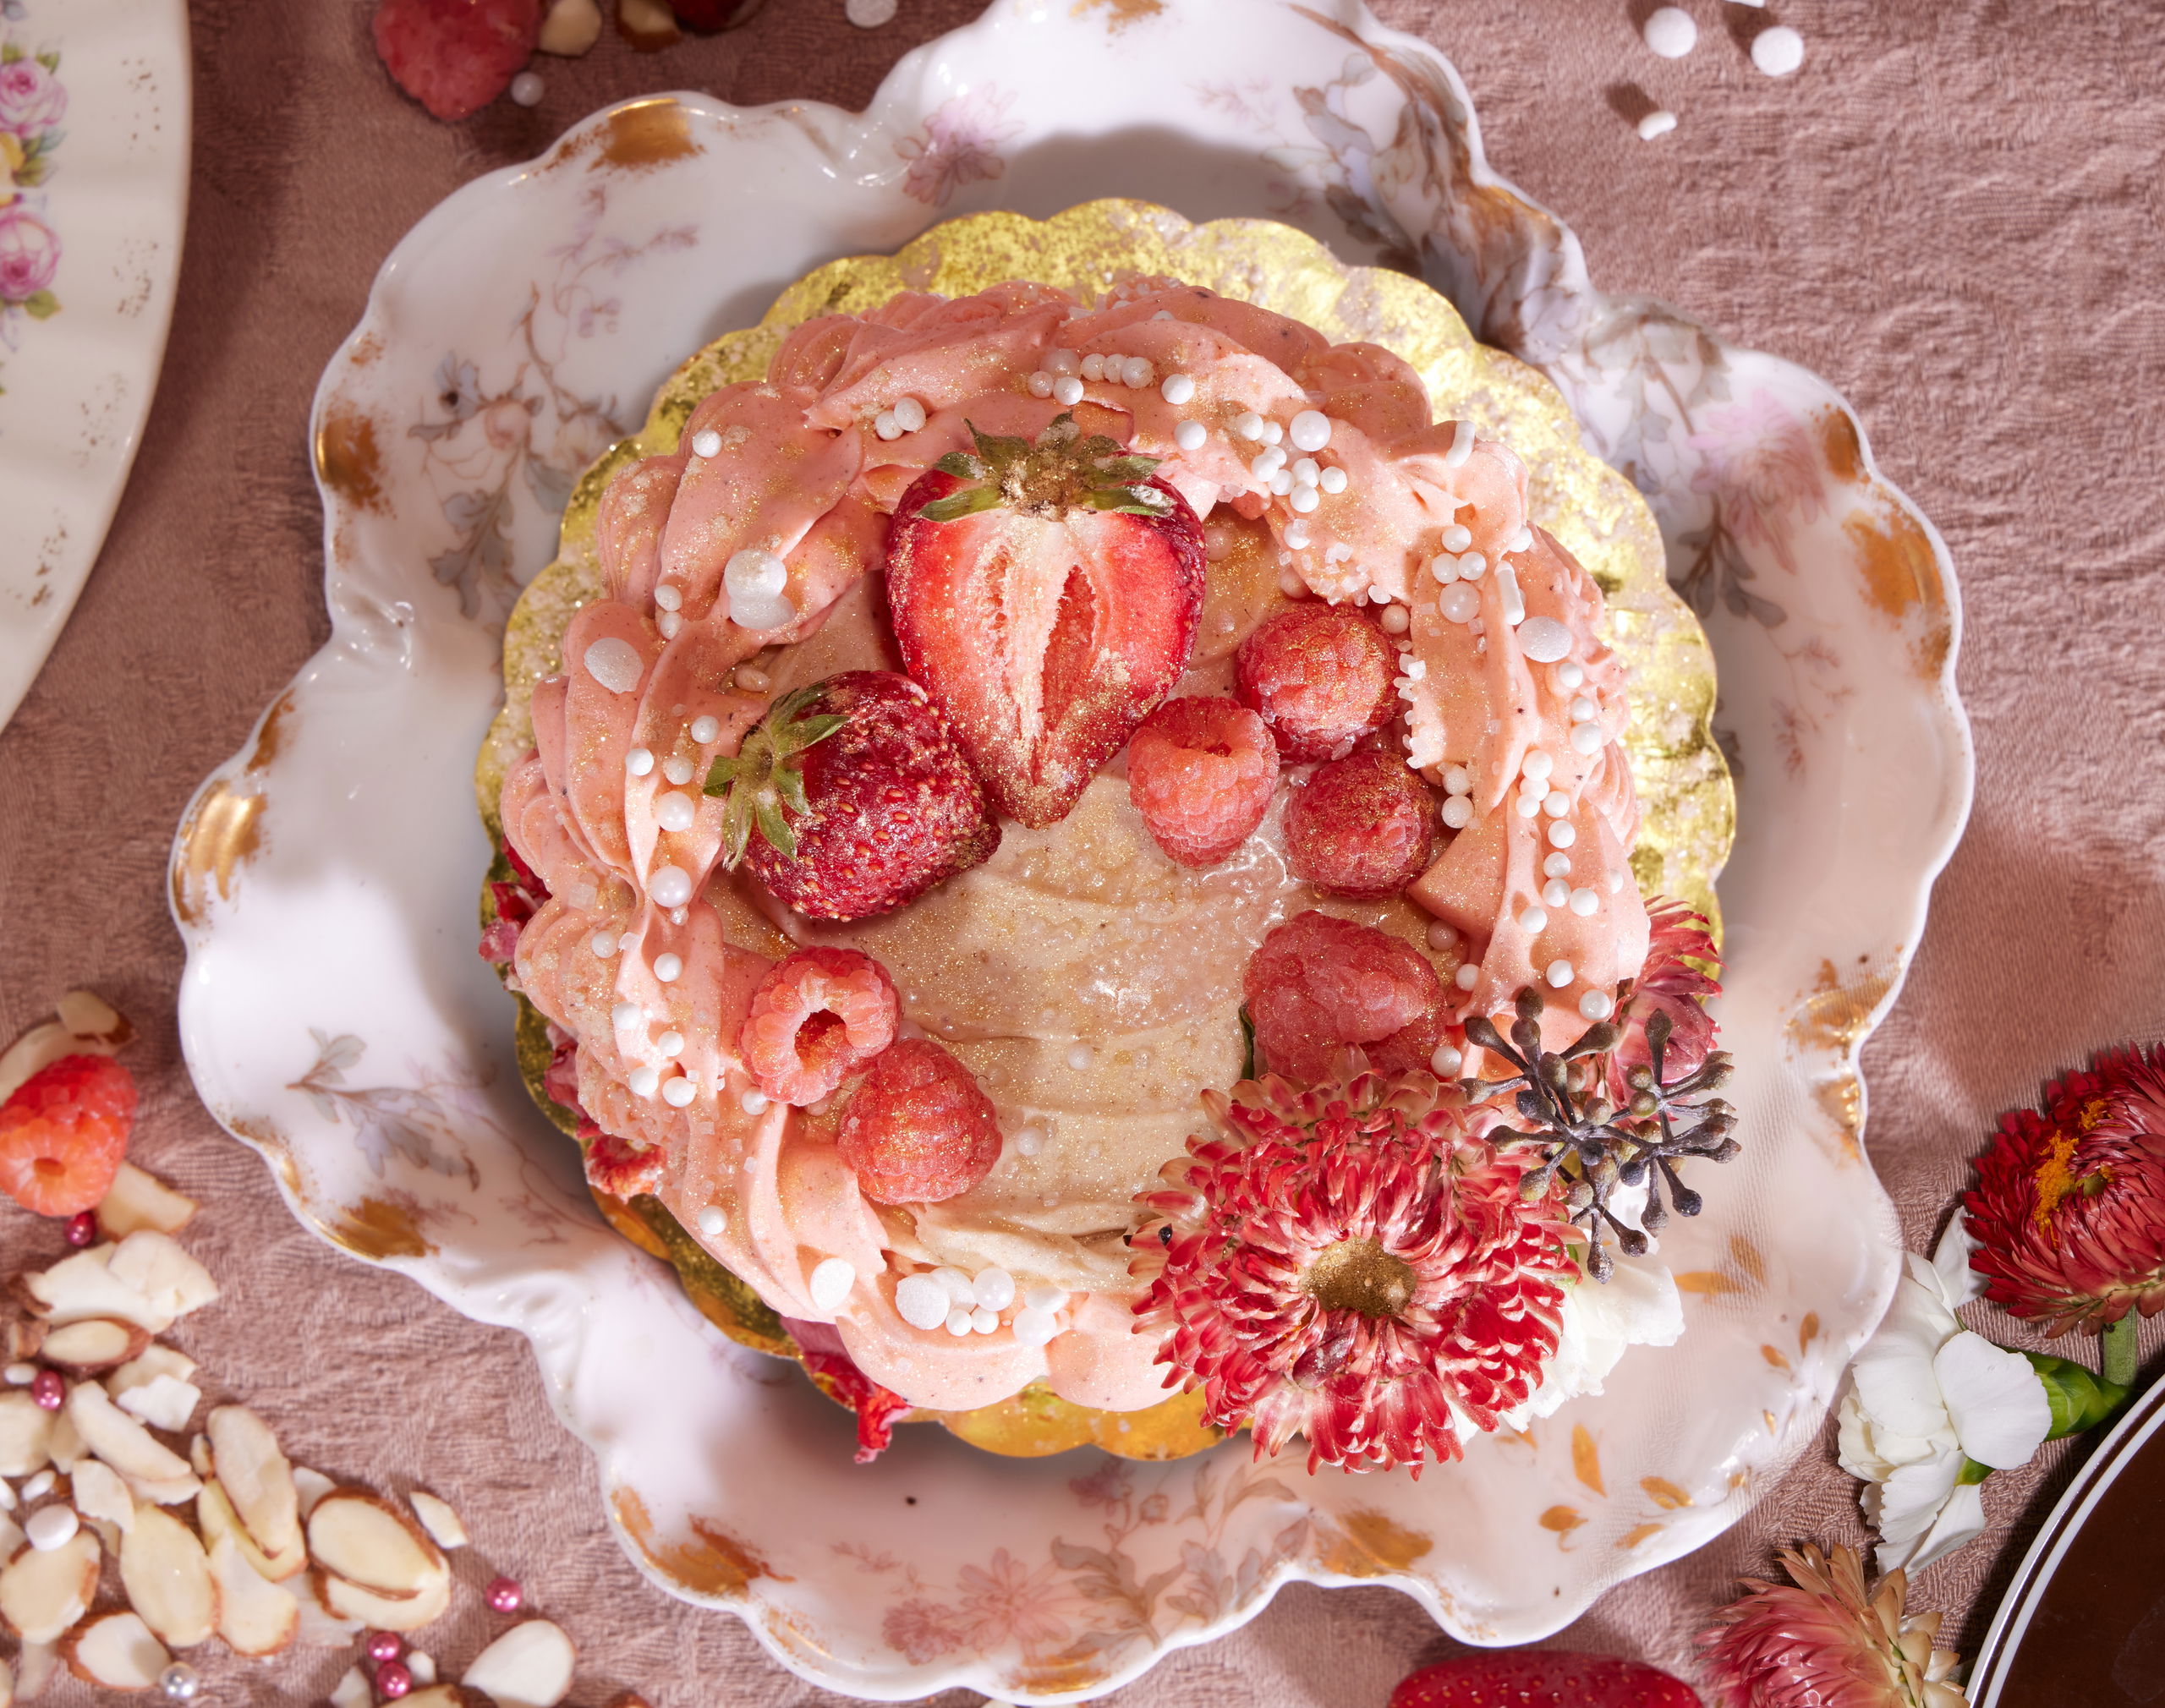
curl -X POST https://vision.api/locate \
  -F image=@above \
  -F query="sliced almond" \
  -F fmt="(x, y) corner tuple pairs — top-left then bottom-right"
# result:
(208, 1533), (299, 1656)
(37, 1317), (150, 1376)
(5, 1319), (44, 1361)
(53, 990), (129, 1048)
(314, 1564), (450, 1633)
(113, 1374), (200, 1434)
(63, 1609), (169, 1689)
(95, 1163), (196, 1241)
(0, 1514), (21, 1557)
(41, 1406), (81, 1475)
(408, 1651), (439, 1686)
(0, 1530), (101, 1643)
(14, 1640), (56, 1701)
(19, 1247), (167, 1333)
(65, 1381), (190, 1485)
(70, 1455), (135, 1536)
(206, 1405), (299, 1558)
(538, 0), (602, 54)
(188, 1434), (211, 1478)
(462, 1618), (575, 1708)
(290, 1568), (364, 1646)
(0, 1392), (53, 1477)
(105, 1234), (217, 1326)
(616, 0), (680, 50)
(198, 1478), (305, 1583)
(306, 1490), (445, 1596)
(119, 1504), (218, 1648)
(407, 1490), (468, 1551)
(399, 1690), (498, 1708)
(292, 1464), (336, 1518)
(118, 1470), (201, 1508)
(109, 1344), (197, 1399)
(329, 1666), (373, 1708)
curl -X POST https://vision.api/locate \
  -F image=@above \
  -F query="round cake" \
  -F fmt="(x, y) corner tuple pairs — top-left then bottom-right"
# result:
(478, 205), (1735, 1471)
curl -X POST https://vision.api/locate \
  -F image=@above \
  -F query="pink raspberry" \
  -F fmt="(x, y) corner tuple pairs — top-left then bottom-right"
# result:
(584, 1130), (662, 1202)
(1126, 696), (1279, 867)
(1243, 911), (1446, 1083)
(837, 1040), (1001, 1204)
(1285, 749), (1439, 899)
(1235, 604), (1399, 761)
(372, 0), (540, 122)
(740, 947), (901, 1107)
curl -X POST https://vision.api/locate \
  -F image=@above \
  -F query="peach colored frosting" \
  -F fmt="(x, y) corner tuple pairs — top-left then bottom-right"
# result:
(505, 278), (1658, 1416)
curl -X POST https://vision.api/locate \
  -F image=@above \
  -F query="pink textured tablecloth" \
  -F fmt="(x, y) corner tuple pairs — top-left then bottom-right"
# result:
(3, 1), (2162, 1702)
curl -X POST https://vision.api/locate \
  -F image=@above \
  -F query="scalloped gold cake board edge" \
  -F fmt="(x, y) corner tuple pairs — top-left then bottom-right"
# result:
(476, 200), (1734, 1464)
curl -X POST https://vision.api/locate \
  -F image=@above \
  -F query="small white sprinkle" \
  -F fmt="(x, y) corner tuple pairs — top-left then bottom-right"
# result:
(1458, 551), (1488, 582)
(1455, 963), (1480, 990)
(1428, 554), (1461, 585)
(1517, 616), (1572, 663)
(1027, 372), (1055, 398)
(1644, 6), (1697, 57)
(1319, 466), (1348, 494)
(584, 637), (644, 694)
(1289, 484), (1319, 513)
(655, 792), (696, 833)
(1548, 820), (1578, 848)
(1121, 356), (1155, 389)
(696, 1206), (726, 1238)
(1160, 373), (1196, 405)
(688, 714), (721, 745)
(1024, 1284), (1069, 1312)
(1015, 1125), (1044, 1157)
(628, 1064), (660, 1098)
(845, 0), (898, 24)
(1153, 309), (1176, 319)
(1378, 604), (1410, 633)
(1441, 795), (1475, 829)
(1289, 410), (1333, 452)
(1233, 411), (1266, 441)
(1444, 766), (1473, 796)
(896, 1274), (948, 1330)
(657, 1030), (684, 1056)
(970, 1306), (1000, 1334)
(627, 747), (655, 776)
(1522, 750), (1555, 781)
(1066, 1043), (1096, 1072)
(661, 1075), (696, 1108)
(649, 865), (693, 907)
(1570, 888), (1601, 917)
(1496, 563), (1525, 624)
(1261, 420), (1284, 446)
(1044, 348), (1078, 375)
(589, 928), (622, 961)
(930, 1267), (975, 1302)
(1637, 109), (1679, 141)
(24, 1505), (77, 1552)
(1250, 448), (1285, 481)
(1291, 457), (1321, 485)
(1543, 790), (1572, 818)
(1520, 904), (1549, 933)
(741, 1088), (770, 1115)
(1270, 469), (1295, 495)
(945, 1306), (975, 1338)
(653, 951), (684, 983)
(1283, 519), (1312, 550)
(1546, 958), (1576, 989)
(1430, 1043), (1464, 1077)
(873, 411), (902, 441)
(1426, 920), (1460, 951)
(654, 584), (683, 614)
(1174, 419), (1207, 452)
(510, 69), (545, 107)
(973, 1267), (1017, 1311)
(1543, 878), (1570, 908)
(1751, 24), (1805, 76)
(1570, 695), (1598, 723)
(1580, 990), (1616, 1021)
(690, 429), (722, 459)
(1440, 523), (1473, 552)
(1440, 584), (1480, 624)
(1280, 568), (1308, 596)
(1443, 420), (1474, 468)
(1081, 353), (1106, 381)
(1509, 527), (1535, 553)
(656, 610), (682, 639)
(892, 397), (927, 433)
(808, 1257), (856, 1311)
(1516, 791), (1544, 819)
(663, 754), (694, 786)
(1543, 852), (1573, 879)
(611, 1001), (641, 1032)
(1572, 722), (1604, 755)
(1011, 1306), (1058, 1348)
(20, 1470), (54, 1501)
(1555, 660), (1587, 692)
(1052, 376), (1085, 407)
(3, 1363), (34, 1385)
(737, 667), (771, 694)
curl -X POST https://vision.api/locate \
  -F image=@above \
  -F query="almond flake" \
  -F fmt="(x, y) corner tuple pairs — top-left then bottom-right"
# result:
(0, 1392), (53, 1476)
(314, 1564), (451, 1632)
(15, 1640), (57, 1703)
(63, 1610), (168, 1690)
(35, 1317), (149, 1376)
(292, 1464), (336, 1518)
(41, 1407), (82, 1475)
(104, 1232), (218, 1325)
(0, 1528), (100, 1643)
(330, 1666), (373, 1708)
(118, 1504), (217, 1648)
(209, 1533), (299, 1656)
(69, 1456), (135, 1535)
(0, 1513), (21, 1557)
(114, 1373), (201, 1432)
(307, 1490), (446, 1596)
(398, 1690), (498, 1708)
(407, 1490), (468, 1551)
(108, 1344), (198, 1397)
(65, 1381), (191, 1485)
(52, 990), (129, 1048)
(206, 1404), (299, 1558)
(290, 1569), (364, 1647)
(19, 1246), (167, 1333)
(462, 1618), (576, 1708)
(199, 1477), (306, 1582)
(94, 1163), (196, 1240)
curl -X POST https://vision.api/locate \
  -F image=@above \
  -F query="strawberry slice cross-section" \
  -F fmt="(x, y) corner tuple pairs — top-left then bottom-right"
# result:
(885, 413), (1207, 829)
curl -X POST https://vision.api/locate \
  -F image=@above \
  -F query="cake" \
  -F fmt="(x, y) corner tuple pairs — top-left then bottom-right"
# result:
(478, 207), (1735, 1472)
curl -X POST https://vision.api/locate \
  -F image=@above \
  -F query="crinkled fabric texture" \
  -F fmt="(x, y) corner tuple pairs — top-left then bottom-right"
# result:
(0, 0), (2159, 1700)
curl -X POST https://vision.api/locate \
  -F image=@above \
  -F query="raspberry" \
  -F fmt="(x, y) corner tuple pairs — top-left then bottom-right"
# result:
(836, 1040), (1002, 1204)
(0, 1054), (135, 1217)
(1285, 749), (1439, 899)
(1235, 603), (1398, 761)
(1126, 697), (1279, 866)
(584, 1130), (662, 1201)
(372, 0), (540, 122)
(1243, 912), (1445, 1082)
(741, 947), (901, 1107)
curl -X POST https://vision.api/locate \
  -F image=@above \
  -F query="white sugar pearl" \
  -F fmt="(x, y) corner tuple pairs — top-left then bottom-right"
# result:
(1024, 1284), (1069, 1312)
(1319, 466), (1348, 494)
(657, 1030), (684, 1055)
(19, 1471), (52, 1501)
(1637, 109), (1679, 141)
(1081, 353), (1106, 380)
(663, 754), (695, 786)
(1262, 420), (1284, 445)
(737, 667), (771, 694)
(1458, 551), (1488, 580)
(1280, 569), (1308, 596)
(25, 1505), (78, 1552)
(973, 1267), (1017, 1311)
(653, 950), (684, 982)
(1520, 905), (1549, 933)
(873, 411), (902, 441)
(1121, 356), (1154, 388)
(1444, 766), (1472, 796)
(1543, 852), (1573, 879)
(945, 1306), (975, 1338)
(931, 1267), (976, 1302)
(1441, 796), (1474, 829)
(1546, 958), (1576, 989)
(1570, 888), (1600, 917)
(1517, 616), (1572, 663)
(584, 637), (643, 693)
(510, 69), (545, 106)
(1440, 523), (1473, 552)
(1011, 1306), (1059, 1347)
(1548, 820), (1577, 848)
(1580, 990), (1616, 1021)
(741, 1088), (770, 1114)
(896, 1275), (949, 1331)
(611, 1001), (642, 1032)
(655, 583), (683, 612)
(1440, 584), (1480, 624)
(725, 547), (788, 599)
(627, 747), (655, 776)
(1289, 485), (1319, 513)
(689, 428), (722, 459)
(1015, 1125), (1044, 1157)
(1572, 722), (1604, 755)
(1052, 376), (1085, 406)
(1269, 469), (1295, 495)
(1378, 604), (1409, 633)
(1543, 878), (1570, 908)
(1516, 791), (1543, 819)
(1522, 750), (1554, 781)
(1543, 790), (1571, 818)
(1751, 25), (1804, 75)
(1289, 410), (1333, 452)
(1426, 920), (1459, 951)
(891, 397), (927, 432)
(970, 1306), (1000, 1334)
(1066, 1043), (1096, 1071)
(1570, 695), (1598, 723)
(1160, 372), (1196, 405)
(661, 1075), (696, 1108)
(658, 612), (682, 640)
(589, 930), (619, 958)
(1428, 554), (1461, 585)
(1233, 411), (1266, 441)
(1555, 660), (1587, 692)
(1251, 449), (1284, 481)
(649, 865), (693, 907)
(1044, 348), (1079, 376)
(628, 1064), (660, 1098)
(1291, 457), (1321, 485)
(1430, 1043), (1465, 1076)
(1455, 964), (1480, 990)
(1027, 372), (1055, 398)
(1174, 419), (1207, 451)
(1644, 6), (1696, 57)
(655, 792), (696, 833)
(689, 714), (720, 744)
(1284, 520), (1312, 550)
(696, 1206), (726, 1239)
(1509, 527), (1535, 553)
(808, 1257), (856, 1311)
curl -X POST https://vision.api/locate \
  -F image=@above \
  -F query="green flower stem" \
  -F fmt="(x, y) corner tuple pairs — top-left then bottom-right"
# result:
(2102, 1313), (2140, 1388)
(1956, 1458), (1992, 1486)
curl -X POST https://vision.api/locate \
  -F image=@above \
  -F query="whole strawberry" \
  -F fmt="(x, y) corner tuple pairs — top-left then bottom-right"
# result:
(887, 413), (1206, 829)
(1391, 1651), (1702, 1708)
(705, 671), (999, 922)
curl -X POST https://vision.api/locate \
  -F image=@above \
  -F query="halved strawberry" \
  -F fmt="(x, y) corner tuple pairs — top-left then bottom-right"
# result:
(1391, 1651), (1702, 1708)
(886, 413), (1206, 829)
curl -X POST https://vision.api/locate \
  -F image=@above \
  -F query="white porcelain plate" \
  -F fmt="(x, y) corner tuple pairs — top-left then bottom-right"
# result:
(0, 0), (189, 732)
(172, 2), (1970, 1700)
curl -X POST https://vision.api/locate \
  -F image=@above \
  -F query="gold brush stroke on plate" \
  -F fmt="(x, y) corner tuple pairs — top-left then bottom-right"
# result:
(475, 200), (1735, 1462)
(612, 1486), (782, 1598)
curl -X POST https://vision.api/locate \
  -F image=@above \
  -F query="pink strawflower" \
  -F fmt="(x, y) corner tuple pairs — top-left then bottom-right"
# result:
(1699, 1544), (1966, 1708)
(1609, 900), (1723, 1100)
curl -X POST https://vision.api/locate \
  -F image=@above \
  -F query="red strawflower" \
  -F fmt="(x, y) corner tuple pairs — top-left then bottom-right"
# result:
(1131, 1065), (1575, 1474)
(1609, 900), (1721, 1100)
(1962, 1043), (2165, 1335)
(786, 1317), (913, 1464)
(1698, 1544), (1965, 1708)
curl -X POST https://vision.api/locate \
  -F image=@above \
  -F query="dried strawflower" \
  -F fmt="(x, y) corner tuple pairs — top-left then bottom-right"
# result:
(1699, 1543), (1966, 1708)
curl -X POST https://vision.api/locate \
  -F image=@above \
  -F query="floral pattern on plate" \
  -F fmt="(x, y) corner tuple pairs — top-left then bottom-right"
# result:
(0, 23), (67, 374)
